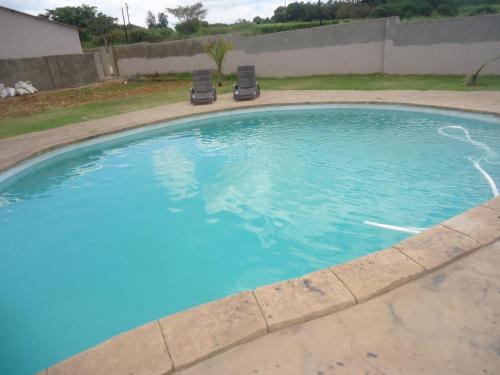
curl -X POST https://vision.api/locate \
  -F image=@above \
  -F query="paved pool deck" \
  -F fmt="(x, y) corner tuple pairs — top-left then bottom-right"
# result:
(180, 239), (500, 375)
(2, 90), (499, 375)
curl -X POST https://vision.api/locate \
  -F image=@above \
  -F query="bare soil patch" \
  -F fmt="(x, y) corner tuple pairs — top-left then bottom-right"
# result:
(0, 78), (190, 119)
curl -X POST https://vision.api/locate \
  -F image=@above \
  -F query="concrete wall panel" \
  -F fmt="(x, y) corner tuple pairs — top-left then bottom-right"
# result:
(0, 53), (102, 90)
(384, 41), (500, 75)
(117, 57), (149, 76)
(117, 41), (384, 77)
(112, 14), (500, 78)
(226, 42), (385, 77)
(388, 14), (500, 46)
(233, 19), (386, 53)
(0, 57), (55, 90)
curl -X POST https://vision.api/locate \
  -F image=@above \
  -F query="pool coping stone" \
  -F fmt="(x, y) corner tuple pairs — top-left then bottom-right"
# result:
(47, 321), (173, 375)
(158, 291), (267, 371)
(330, 247), (426, 303)
(254, 268), (356, 332)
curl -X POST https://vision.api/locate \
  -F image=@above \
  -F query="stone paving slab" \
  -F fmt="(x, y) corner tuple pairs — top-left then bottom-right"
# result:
(47, 321), (172, 375)
(254, 269), (355, 331)
(394, 224), (480, 270)
(443, 205), (500, 245)
(158, 291), (267, 370)
(178, 240), (500, 375)
(330, 247), (425, 303)
(1, 90), (500, 174)
(483, 196), (500, 212)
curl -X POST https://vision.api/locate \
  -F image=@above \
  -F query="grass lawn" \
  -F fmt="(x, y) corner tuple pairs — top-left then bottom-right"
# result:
(1, 73), (499, 138)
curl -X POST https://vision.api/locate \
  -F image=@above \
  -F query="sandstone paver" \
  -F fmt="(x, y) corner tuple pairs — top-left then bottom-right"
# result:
(254, 269), (355, 331)
(47, 321), (172, 375)
(331, 247), (425, 302)
(482, 196), (500, 213)
(443, 205), (500, 245)
(394, 224), (479, 270)
(158, 291), (267, 370)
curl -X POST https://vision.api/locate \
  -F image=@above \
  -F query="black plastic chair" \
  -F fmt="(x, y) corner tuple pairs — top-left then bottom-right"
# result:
(233, 66), (260, 101)
(190, 70), (217, 105)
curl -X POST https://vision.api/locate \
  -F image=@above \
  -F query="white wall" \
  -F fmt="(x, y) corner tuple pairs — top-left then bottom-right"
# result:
(0, 7), (82, 59)
(384, 41), (500, 74)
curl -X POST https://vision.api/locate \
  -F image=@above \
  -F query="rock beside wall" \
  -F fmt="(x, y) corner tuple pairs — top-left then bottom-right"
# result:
(0, 81), (38, 98)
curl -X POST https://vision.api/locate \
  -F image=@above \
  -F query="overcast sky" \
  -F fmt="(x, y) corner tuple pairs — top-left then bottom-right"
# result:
(2, 0), (285, 26)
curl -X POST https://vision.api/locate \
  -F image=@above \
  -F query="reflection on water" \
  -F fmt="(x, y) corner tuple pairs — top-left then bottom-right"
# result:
(153, 146), (199, 201)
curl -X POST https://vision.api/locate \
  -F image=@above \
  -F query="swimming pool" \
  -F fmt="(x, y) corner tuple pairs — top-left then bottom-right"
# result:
(1, 104), (499, 374)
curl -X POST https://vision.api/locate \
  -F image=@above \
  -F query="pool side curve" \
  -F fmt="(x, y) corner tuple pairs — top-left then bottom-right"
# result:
(2, 90), (498, 375)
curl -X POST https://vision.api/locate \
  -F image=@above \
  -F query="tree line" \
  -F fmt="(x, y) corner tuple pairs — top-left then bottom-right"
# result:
(39, 1), (499, 48)
(259, 0), (500, 24)
(38, 3), (209, 48)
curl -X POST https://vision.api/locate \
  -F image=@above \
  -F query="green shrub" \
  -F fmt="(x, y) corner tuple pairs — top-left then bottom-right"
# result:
(106, 28), (126, 44)
(436, 3), (459, 17)
(372, 3), (400, 17)
(146, 28), (173, 43)
(373, 0), (433, 19)
(128, 27), (149, 43)
(175, 19), (202, 37)
(335, 3), (372, 19)
(466, 4), (497, 15)
(257, 20), (338, 34)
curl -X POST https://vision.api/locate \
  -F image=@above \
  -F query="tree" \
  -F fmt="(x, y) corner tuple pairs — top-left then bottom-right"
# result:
(318, 0), (323, 25)
(146, 11), (157, 28)
(286, 2), (307, 22)
(90, 13), (117, 47)
(204, 39), (233, 86)
(167, 2), (207, 23)
(372, 3), (400, 17)
(436, 2), (459, 16)
(253, 16), (264, 24)
(39, 5), (102, 42)
(173, 19), (198, 37)
(271, 6), (287, 22)
(128, 25), (150, 43)
(157, 12), (168, 28)
(336, 3), (372, 18)
(466, 4), (497, 16)
(167, 2), (207, 37)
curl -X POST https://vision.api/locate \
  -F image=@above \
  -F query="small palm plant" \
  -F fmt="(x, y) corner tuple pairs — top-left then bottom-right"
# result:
(465, 53), (500, 86)
(204, 39), (233, 86)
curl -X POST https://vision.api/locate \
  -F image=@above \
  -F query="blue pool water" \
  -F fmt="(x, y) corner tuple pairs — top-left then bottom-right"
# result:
(1, 105), (499, 374)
